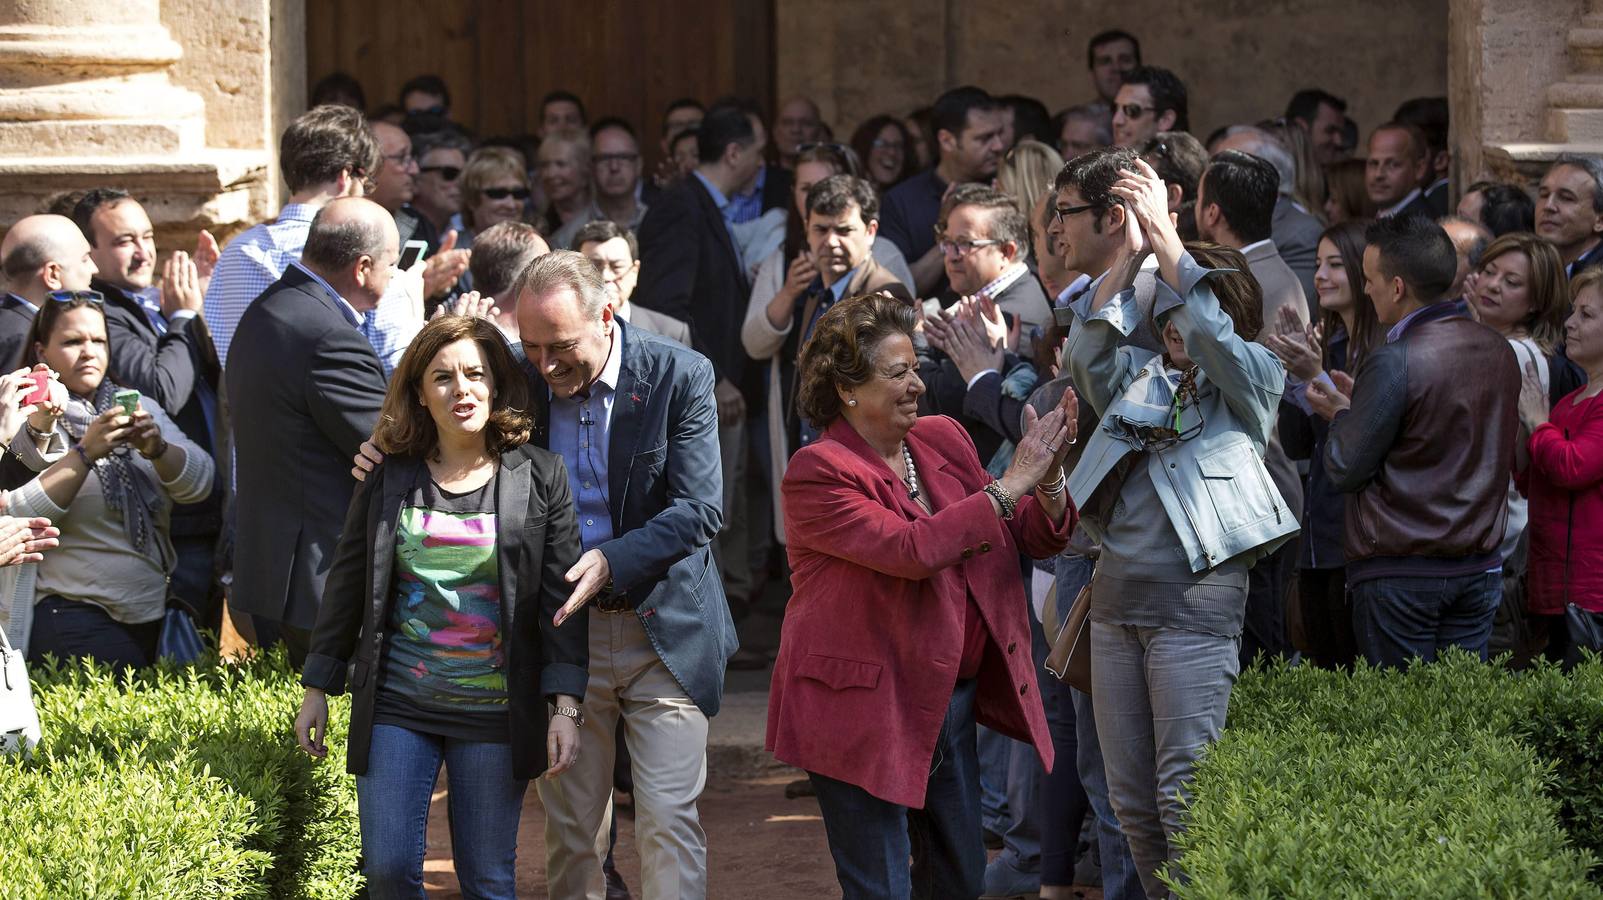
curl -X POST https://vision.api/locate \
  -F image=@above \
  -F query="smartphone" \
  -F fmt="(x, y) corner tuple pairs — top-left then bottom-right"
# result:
(114, 388), (141, 417)
(398, 239), (429, 271)
(21, 371), (49, 406)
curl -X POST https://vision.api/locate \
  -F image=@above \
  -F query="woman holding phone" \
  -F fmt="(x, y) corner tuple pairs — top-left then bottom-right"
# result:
(294, 314), (587, 899)
(5, 290), (213, 670)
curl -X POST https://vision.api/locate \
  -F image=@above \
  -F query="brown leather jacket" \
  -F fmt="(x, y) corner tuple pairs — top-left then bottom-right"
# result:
(1324, 302), (1518, 571)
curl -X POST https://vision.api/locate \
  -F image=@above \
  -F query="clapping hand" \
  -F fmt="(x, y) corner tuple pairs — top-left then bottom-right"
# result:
(1306, 370), (1355, 421)
(1264, 305), (1324, 381)
(423, 230), (472, 299)
(1517, 357), (1550, 432)
(439, 290), (500, 322)
(0, 515), (59, 567)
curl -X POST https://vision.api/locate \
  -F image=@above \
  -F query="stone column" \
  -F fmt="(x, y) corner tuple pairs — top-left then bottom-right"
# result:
(0, 0), (285, 247)
(1453, 0), (1603, 186)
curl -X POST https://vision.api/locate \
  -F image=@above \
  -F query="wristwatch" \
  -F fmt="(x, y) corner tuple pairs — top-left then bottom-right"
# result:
(553, 704), (585, 727)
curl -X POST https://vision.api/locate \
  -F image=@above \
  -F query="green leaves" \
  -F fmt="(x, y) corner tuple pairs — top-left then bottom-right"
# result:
(1174, 652), (1603, 898)
(3, 650), (361, 899)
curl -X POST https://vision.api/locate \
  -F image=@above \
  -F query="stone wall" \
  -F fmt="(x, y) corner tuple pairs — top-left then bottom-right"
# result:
(777, 0), (1449, 145)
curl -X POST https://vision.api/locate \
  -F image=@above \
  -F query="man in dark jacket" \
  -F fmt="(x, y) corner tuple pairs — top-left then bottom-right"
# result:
(73, 189), (225, 626)
(634, 100), (767, 626)
(226, 198), (394, 664)
(1312, 215), (1518, 667)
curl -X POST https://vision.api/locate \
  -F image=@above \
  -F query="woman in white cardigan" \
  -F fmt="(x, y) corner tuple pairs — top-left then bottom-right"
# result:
(8, 292), (212, 671)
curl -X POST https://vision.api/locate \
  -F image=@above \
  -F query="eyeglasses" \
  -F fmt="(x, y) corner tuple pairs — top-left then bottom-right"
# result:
(595, 152), (640, 167)
(383, 150), (415, 167)
(47, 290), (104, 308)
(935, 237), (1003, 257)
(482, 187), (531, 201)
(1052, 203), (1098, 223)
(871, 138), (904, 150)
(420, 165), (462, 181)
(1117, 104), (1156, 120)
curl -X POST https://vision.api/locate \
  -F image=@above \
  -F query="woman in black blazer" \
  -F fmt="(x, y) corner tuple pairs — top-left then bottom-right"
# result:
(294, 314), (587, 899)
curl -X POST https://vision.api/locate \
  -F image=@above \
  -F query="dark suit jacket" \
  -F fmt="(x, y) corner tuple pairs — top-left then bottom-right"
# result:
(527, 320), (736, 715)
(1424, 180), (1450, 218)
(0, 293), (34, 371)
(760, 164), (793, 215)
(1389, 192), (1437, 223)
(634, 174), (757, 400)
(95, 278), (223, 532)
(301, 446), (589, 779)
(226, 266), (387, 630)
(1271, 197), (1323, 314)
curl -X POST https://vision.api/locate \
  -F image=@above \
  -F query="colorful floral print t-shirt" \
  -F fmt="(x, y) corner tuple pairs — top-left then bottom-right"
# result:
(374, 468), (508, 741)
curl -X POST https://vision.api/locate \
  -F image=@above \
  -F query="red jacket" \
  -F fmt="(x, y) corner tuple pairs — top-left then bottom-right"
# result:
(766, 415), (1073, 808)
(1524, 389), (1603, 614)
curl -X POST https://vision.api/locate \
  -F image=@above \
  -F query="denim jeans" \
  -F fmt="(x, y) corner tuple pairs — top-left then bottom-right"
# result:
(1091, 621), (1239, 900)
(28, 595), (160, 672)
(1056, 554), (1140, 898)
(976, 725), (1012, 837)
(1350, 571), (1502, 668)
(356, 724), (528, 900)
(809, 679), (984, 900)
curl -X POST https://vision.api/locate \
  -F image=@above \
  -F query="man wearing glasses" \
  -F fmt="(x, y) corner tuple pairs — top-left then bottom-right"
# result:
(409, 128), (472, 240)
(576, 220), (688, 346)
(551, 119), (652, 252)
(1111, 65), (1189, 149)
(0, 213), (98, 369)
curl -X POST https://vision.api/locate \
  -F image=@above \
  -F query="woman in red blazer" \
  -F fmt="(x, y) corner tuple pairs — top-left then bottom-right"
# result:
(766, 293), (1077, 899)
(1520, 267), (1603, 664)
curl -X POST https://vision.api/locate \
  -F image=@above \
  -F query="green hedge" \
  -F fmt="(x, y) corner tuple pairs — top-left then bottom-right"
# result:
(1, 650), (362, 899)
(1174, 653), (1603, 898)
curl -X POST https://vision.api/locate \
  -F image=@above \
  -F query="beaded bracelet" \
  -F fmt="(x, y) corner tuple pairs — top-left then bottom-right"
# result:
(71, 442), (94, 468)
(983, 480), (1018, 519)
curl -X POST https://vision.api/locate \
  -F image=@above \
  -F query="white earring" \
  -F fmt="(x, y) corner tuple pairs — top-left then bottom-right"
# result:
(847, 398), (858, 407)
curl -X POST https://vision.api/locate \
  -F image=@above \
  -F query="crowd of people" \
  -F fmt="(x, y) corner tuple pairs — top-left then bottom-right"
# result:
(1, 23), (1601, 900)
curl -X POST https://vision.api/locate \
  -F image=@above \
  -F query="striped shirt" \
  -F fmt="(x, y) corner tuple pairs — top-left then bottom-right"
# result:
(202, 201), (417, 378)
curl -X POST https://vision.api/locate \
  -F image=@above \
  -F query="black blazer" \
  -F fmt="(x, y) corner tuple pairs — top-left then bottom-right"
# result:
(225, 266), (387, 630)
(0, 293), (35, 371)
(634, 174), (757, 400)
(302, 446), (588, 778)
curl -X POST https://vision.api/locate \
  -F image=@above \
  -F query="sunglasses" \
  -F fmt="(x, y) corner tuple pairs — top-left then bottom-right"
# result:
(420, 165), (462, 181)
(47, 290), (104, 308)
(1118, 104), (1157, 120)
(482, 187), (531, 201)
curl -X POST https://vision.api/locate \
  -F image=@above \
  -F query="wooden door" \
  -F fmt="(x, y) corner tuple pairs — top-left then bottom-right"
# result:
(305, 0), (774, 169)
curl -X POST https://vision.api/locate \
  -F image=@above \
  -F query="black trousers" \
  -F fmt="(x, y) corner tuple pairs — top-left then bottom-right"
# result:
(29, 594), (160, 672)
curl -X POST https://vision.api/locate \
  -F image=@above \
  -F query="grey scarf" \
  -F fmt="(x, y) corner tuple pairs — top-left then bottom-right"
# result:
(63, 382), (165, 566)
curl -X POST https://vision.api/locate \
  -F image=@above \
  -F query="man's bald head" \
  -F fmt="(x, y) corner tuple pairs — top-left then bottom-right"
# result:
(1, 214), (98, 302)
(302, 197), (400, 310)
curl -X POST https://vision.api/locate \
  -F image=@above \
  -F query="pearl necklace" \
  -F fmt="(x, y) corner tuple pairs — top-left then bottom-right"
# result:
(900, 442), (921, 500)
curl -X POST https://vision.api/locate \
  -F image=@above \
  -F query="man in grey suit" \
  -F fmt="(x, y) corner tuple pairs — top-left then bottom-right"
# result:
(227, 198), (395, 664)
(1214, 125), (1322, 310)
(1195, 149), (1306, 666)
(575, 219), (691, 346)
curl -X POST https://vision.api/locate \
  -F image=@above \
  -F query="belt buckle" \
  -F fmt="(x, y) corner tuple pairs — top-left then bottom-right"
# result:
(594, 584), (630, 614)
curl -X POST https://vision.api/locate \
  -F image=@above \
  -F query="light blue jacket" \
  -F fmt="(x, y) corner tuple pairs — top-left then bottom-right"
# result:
(1063, 252), (1299, 572)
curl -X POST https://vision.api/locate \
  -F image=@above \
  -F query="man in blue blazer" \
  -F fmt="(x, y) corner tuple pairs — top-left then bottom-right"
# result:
(524, 251), (732, 900)
(356, 249), (733, 899)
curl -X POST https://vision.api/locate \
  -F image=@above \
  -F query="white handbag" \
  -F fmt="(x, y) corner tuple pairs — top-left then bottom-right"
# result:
(0, 624), (40, 756)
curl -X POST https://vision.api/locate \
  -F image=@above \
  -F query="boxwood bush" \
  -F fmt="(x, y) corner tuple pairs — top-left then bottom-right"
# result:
(1173, 653), (1603, 898)
(1, 650), (362, 899)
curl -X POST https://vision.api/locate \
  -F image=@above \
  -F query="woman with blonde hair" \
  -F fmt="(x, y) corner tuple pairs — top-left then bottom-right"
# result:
(995, 139), (1065, 238)
(459, 146), (533, 245)
(1469, 232), (1577, 566)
